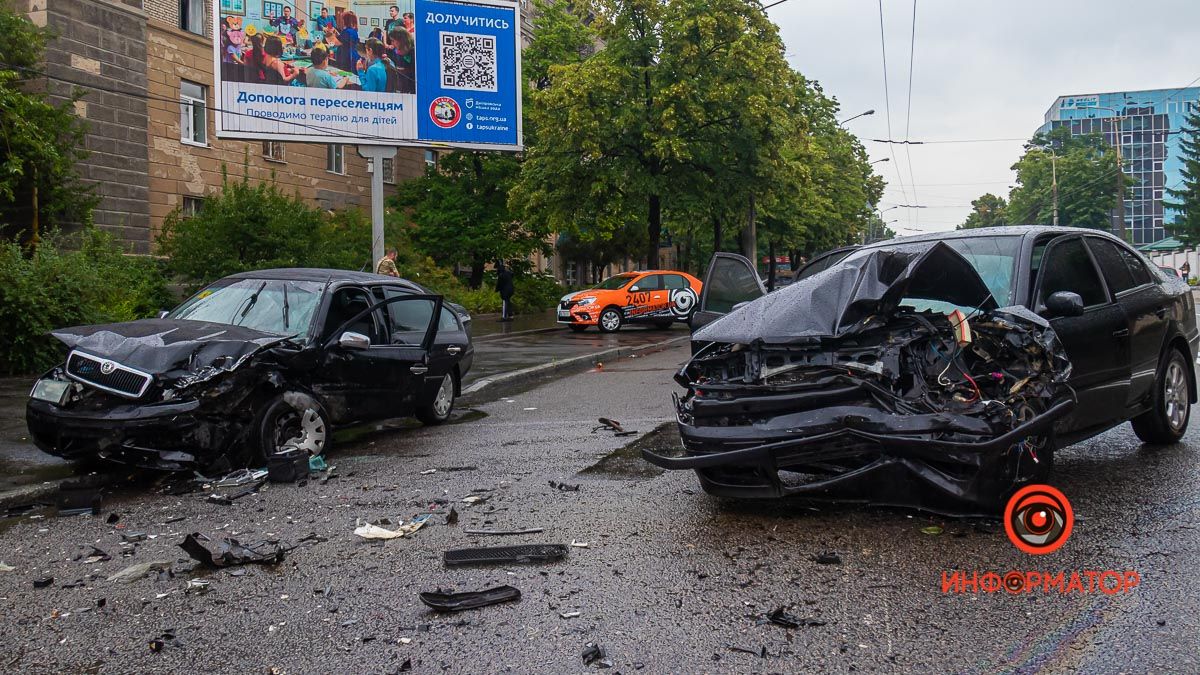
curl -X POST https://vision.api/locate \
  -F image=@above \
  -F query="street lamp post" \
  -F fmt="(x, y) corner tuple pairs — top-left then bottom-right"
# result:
(840, 109), (876, 125)
(870, 158), (890, 165)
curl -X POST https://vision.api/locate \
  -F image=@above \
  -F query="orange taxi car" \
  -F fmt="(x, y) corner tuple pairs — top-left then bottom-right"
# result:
(557, 270), (703, 332)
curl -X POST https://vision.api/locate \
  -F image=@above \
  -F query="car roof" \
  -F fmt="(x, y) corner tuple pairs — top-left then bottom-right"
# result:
(225, 268), (405, 283)
(859, 225), (1126, 250)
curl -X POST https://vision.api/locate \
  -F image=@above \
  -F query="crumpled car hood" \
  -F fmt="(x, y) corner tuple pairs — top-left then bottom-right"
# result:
(51, 319), (289, 376)
(695, 241), (997, 344)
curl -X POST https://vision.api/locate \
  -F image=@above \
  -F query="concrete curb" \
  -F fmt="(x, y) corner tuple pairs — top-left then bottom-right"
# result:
(460, 335), (690, 403)
(0, 482), (61, 512)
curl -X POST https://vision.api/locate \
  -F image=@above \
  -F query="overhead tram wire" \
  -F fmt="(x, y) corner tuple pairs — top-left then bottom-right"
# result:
(876, 0), (911, 216)
(903, 0), (919, 226)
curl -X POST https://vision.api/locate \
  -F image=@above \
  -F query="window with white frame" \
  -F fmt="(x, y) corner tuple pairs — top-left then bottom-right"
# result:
(1154, 188), (1163, 200)
(381, 157), (395, 184)
(182, 195), (204, 217)
(180, 80), (206, 145)
(423, 149), (438, 168)
(263, 141), (285, 162)
(326, 144), (344, 174)
(179, 0), (205, 35)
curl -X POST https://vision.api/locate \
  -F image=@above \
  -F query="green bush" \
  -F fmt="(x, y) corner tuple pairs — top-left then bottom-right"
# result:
(512, 273), (566, 313)
(0, 229), (171, 375)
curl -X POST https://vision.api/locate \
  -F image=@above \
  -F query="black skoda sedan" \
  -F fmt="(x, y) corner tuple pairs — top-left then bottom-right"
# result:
(27, 269), (473, 473)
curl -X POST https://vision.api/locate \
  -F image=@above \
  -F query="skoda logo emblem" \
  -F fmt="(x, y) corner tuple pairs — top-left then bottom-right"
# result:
(99, 360), (116, 375)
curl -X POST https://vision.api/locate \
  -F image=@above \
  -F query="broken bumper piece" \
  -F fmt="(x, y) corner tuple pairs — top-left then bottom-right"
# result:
(643, 397), (1073, 515)
(26, 397), (229, 471)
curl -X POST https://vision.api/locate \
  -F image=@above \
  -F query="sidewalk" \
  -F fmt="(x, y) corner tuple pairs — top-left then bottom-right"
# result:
(468, 309), (562, 340)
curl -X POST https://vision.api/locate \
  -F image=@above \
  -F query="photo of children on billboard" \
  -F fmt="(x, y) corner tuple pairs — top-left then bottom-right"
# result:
(219, 1), (415, 93)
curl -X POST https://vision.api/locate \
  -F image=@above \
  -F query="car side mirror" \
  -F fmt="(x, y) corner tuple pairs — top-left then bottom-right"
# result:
(1045, 291), (1085, 318)
(338, 331), (371, 350)
(629, 285), (640, 292)
(157, 310), (169, 319)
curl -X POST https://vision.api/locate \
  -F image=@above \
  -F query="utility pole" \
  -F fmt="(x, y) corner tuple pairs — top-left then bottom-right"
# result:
(1114, 126), (1126, 241)
(1050, 152), (1058, 227)
(357, 145), (398, 268)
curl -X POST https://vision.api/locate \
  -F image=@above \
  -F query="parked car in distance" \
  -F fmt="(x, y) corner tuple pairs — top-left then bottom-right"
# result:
(558, 270), (703, 332)
(27, 269), (473, 473)
(646, 226), (1198, 514)
(1159, 265), (1183, 279)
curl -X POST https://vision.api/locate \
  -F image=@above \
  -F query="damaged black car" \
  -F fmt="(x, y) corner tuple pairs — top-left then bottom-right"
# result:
(643, 227), (1198, 514)
(27, 269), (473, 473)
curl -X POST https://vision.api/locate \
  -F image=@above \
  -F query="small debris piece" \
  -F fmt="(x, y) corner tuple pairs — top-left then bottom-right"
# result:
(461, 494), (489, 505)
(179, 533), (288, 568)
(33, 576), (54, 588)
(149, 629), (178, 653)
(308, 455), (328, 472)
(463, 528), (544, 536)
(107, 561), (173, 583)
(83, 546), (112, 564)
(729, 645), (768, 658)
(353, 515), (431, 540)
(106, 513), (120, 524)
(163, 516), (185, 524)
(570, 540), (589, 548)
(121, 532), (148, 543)
(813, 552), (842, 565)
(582, 642), (612, 668)
(419, 585), (521, 612)
(0, 562), (14, 572)
(560, 611), (581, 619)
(594, 417), (638, 437)
(185, 579), (211, 594)
(921, 525), (944, 536)
(444, 544), (568, 567)
(549, 481), (580, 492)
(214, 468), (268, 488)
(399, 658), (412, 672)
(444, 506), (459, 526)
(766, 606), (826, 629)
(420, 469), (437, 475)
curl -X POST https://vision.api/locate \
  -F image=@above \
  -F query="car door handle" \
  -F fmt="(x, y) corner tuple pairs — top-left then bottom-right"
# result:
(1113, 328), (1130, 338)
(410, 365), (429, 375)
(446, 346), (462, 355)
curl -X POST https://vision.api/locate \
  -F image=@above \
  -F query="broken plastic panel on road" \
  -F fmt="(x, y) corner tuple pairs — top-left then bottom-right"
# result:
(643, 242), (1076, 514)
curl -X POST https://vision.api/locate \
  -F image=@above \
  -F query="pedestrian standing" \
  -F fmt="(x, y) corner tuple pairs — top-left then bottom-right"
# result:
(1181, 260), (1191, 280)
(496, 262), (515, 321)
(376, 248), (399, 277)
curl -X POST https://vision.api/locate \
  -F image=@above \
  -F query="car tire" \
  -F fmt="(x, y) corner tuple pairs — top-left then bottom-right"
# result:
(1131, 348), (1191, 444)
(653, 319), (674, 330)
(597, 307), (623, 333)
(255, 392), (330, 462)
(416, 373), (455, 425)
(568, 324), (588, 333)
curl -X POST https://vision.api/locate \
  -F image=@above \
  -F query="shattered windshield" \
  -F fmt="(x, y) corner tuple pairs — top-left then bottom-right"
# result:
(168, 279), (324, 339)
(891, 236), (1020, 313)
(593, 275), (635, 290)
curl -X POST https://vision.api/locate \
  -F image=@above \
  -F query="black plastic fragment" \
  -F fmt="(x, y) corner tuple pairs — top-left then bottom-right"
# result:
(813, 552), (842, 565)
(767, 606), (826, 628)
(33, 576), (53, 588)
(443, 544), (568, 566)
(419, 585), (521, 612)
(179, 533), (289, 568)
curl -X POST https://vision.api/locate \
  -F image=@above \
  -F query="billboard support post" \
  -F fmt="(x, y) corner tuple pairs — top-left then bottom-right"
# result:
(359, 145), (397, 268)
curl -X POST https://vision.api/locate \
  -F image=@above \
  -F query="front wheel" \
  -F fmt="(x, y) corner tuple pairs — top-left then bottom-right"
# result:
(597, 307), (623, 333)
(1131, 349), (1191, 444)
(255, 392), (330, 462)
(417, 373), (455, 425)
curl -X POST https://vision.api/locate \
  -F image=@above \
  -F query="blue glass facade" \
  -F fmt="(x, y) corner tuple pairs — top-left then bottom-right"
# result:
(1036, 88), (1200, 245)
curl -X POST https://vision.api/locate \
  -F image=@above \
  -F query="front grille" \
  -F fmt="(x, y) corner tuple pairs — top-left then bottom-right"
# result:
(65, 351), (152, 399)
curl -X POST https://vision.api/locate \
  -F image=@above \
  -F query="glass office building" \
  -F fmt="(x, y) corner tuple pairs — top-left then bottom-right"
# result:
(1037, 88), (1200, 245)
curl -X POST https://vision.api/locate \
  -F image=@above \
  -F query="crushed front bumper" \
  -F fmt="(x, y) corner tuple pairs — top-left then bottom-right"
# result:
(642, 398), (1075, 515)
(27, 397), (237, 471)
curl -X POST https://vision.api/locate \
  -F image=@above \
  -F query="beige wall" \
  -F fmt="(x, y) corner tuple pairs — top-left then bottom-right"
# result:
(142, 13), (428, 243)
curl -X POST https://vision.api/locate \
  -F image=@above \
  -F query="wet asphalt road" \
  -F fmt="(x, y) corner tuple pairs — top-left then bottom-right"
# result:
(0, 344), (1197, 673)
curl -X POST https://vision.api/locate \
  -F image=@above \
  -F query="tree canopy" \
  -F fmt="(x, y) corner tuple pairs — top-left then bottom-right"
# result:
(1167, 110), (1200, 247)
(957, 193), (1008, 230)
(1005, 127), (1125, 229)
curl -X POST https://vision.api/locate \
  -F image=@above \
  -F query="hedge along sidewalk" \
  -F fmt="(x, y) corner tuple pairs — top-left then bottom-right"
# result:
(459, 335), (691, 405)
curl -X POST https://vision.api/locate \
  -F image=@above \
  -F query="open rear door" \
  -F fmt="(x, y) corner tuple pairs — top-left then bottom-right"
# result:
(690, 252), (767, 333)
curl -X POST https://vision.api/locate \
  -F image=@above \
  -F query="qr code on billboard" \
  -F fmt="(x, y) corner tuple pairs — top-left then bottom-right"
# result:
(440, 32), (498, 92)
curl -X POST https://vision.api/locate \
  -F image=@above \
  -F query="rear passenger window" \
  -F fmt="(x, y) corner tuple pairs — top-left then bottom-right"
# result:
(663, 274), (687, 290)
(1086, 238), (1136, 294)
(1039, 238), (1108, 308)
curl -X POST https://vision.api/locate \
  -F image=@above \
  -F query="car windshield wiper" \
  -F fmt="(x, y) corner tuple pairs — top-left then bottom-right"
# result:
(282, 283), (290, 329)
(235, 281), (268, 324)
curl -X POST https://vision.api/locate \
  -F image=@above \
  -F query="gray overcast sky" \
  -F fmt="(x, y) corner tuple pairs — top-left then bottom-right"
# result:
(769, 0), (1200, 234)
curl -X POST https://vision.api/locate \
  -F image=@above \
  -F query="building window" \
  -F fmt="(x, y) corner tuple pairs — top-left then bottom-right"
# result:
(326, 144), (344, 174)
(182, 195), (204, 217)
(1154, 188), (1163, 200)
(423, 149), (438, 168)
(180, 80), (207, 146)
(180, 0), (205, 35)
(262, 141), (285, 163)
(1153, 161), (1163, 172)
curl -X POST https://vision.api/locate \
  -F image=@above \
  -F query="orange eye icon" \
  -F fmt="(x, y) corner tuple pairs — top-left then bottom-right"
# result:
(1004, 484), (1074, 555)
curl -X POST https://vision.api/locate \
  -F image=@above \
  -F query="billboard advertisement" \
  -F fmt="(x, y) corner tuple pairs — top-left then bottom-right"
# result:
(212, 0), (522, 150)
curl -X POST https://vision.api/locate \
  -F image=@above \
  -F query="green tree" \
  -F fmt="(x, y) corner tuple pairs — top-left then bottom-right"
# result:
(958, 193), (1008, 229)
(1006, 127), (1125, 229)
(0, 1), (95, 245)
(393, 151), (549, 288)
(1167, 110), (1200, 246)
(513, 0), (796, 268)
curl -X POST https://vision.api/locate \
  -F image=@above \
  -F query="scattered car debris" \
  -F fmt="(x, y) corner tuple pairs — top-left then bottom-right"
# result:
(560, 611), (581, 619)
(353, 515), (431, 540)
(729, 645), (768, 658)
(106, 513), (120, 524)
(463, 527), (544, 536)
(582, 643), (612, 668)
(420, 469), (438, 475)
(444, 506), (459, 526)
(594, 418), (638, 437)
(205, 479), (266, 505)
(419, 585), (521, 612)
(33, 576), (54, 588)
(185, 579), (211, 595)
(107, 560), (173, 583)
(813, 552), (842, 565)
(443, 544), (568, 566)
(766, 606), (827, 629)
(570, 540), (590, 548)
(121, 532), (147, 543)
(921, 525), (944, 536)
(214, 469), (269, 489)
(308, 455), (328, 472)
(179, 533), (289, 568)
(267, 449), (309, 483)
(0, 562), (14, 572)
(82, 546), (112, 564)
(461, 494), (490, 505)
(149, 629), (179, 653)
(549, 481), (580, 492)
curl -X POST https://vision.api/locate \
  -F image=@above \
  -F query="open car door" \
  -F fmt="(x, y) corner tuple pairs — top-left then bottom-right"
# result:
(690, 252), (767, 333)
